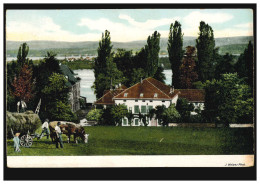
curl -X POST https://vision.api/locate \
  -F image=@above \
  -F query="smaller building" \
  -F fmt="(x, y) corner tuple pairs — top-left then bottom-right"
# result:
(178, 89), (205, 115)
(59, 63), (81, 112)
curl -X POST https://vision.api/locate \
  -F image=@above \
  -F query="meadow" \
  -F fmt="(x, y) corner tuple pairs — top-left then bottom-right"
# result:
(6, 126), (254, 156)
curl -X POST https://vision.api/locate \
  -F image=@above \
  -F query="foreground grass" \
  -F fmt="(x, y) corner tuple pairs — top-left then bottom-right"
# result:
(6, 126), (254, 156)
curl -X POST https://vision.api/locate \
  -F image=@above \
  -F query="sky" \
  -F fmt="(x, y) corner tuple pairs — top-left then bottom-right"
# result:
(6, 9), (254, 42)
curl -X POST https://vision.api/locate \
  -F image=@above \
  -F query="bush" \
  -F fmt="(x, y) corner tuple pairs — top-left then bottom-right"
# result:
(86, 109), (103, 122)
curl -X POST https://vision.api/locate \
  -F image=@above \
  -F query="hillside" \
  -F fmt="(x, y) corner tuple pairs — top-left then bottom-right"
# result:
(6, 36), (254, 57)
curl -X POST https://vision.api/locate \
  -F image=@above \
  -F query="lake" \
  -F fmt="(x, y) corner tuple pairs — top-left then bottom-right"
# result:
(74, 69), (172, 103)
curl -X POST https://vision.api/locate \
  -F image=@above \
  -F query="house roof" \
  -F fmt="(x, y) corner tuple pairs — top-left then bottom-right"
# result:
(94, 89), (126, 105)
(103, 85), (127, 95)
(59, 64), (80, 87)
(177, 89), (205, 102)
(113, 77), (179, 100)
(94, 78), (205, 105)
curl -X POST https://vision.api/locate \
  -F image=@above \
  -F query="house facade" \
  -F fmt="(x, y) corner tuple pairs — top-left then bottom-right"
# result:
(94, 77), (205, 126)
(60, 63), (81, 112)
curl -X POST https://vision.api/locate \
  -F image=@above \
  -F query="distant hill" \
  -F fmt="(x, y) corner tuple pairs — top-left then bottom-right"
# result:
(6, 36), (254, 57)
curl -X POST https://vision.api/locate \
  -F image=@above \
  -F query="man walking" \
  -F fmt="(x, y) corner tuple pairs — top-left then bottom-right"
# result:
(39, 119), (50, 139)
(55, 122), (64, 148)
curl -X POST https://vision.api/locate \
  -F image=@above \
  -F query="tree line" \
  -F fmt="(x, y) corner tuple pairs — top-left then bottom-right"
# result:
(7, 44), (78, 122)
(92, 20), (254, 126)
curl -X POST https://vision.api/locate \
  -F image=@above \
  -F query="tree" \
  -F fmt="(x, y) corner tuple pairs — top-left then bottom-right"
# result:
(94, 30), (113, 77)
(49, 101), (77, 122)
(86, 109), (103, 123)
(11, 64), (34, 104)
(203, 73), (253, 126)
(129, 68), (146, 86)
(215, 53), (235, 79)
(113, 49), (134, 86)
(235, 41), (254, 88)
(110, 104), (128, 126)
(196, 21), (216, 82)
(126, 110), (134, 126)
(179, 46), (198, 88)
(153, 65), (166, 84)
(161, 104), (180, 126)
(93, 56), (125, 98)
(41, 73), (76, 121)
(168, 21), (184, 88)
(145, 31), (161, 77)
(93, 31), (124, 98)
(17, 43), (30, 67)
(138, 112), (149, 126)
(176, 98), (194, 122)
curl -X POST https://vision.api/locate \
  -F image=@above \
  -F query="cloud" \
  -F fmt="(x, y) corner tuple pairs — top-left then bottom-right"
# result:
(182, 11), (235, 37)
(7, 17), (102, 42)
(119, 14), (179, 30)
(183, 11), (234, 26)
(234, 22), (253, 29)
(78, 14), (179, 42)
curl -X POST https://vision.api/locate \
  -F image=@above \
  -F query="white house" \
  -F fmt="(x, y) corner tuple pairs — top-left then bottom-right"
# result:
(94, 77), (205, 126)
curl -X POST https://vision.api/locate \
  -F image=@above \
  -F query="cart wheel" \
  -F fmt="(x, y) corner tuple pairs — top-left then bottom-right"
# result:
(20, 135), (33, 147)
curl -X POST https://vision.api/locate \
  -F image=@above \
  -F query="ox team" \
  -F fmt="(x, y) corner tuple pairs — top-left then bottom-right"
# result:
(39, 120), (89, 149)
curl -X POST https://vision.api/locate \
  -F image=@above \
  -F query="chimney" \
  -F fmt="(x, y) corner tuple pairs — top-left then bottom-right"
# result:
(141, 78), (143, 84)
(170, 86), (174, 94)
(115, 84), (118, 89)
(110, 78), (113, 91)
(119, 83), (121, 87)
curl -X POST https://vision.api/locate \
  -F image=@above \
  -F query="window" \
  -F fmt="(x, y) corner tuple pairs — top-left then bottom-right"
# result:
(154, 93), (158, 98)
(123, 100), (126, 102)
(134, 105), (139, 113)
(148, 106), (153, 112)
(124, 93), (128, 97)
(150, 100), (153, 102)
(140, 93), (144, 97)
(123, 119), (127, 126)
(141, 106), (147, 114)
(162, 100), (165, 103)
(142, 100), (145, 102)
(135, 119), (139, 126)
(135, 100), (138, 102)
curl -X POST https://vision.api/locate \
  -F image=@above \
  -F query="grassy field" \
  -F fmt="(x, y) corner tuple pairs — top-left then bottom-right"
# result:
(6, 126), (254, 156)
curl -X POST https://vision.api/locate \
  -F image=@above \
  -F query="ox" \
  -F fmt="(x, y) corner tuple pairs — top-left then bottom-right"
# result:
(49, 121), (89, 144)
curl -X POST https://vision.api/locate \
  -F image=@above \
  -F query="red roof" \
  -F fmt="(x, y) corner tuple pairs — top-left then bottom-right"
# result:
(103, 85), (127, 95)
(94, 78), (205, 105)
(114, 77), (179, 99)
(94, 89), (126, 105)
(177, 89), (205, 102)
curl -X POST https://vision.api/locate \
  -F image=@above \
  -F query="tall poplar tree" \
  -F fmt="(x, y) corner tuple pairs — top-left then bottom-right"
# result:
(17, 43), (30, 67)
(196, 21), (216, 82)
(167, 21), (184, 88)
(145, 31), (161, 77)
(94, 30), (113, 79)
(93, 30), (113, 98)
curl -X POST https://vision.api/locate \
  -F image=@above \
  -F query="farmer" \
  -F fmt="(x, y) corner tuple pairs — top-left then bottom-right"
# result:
(39, 119), (50, 139)
(13, 133), (21, 152)
(17, 100), (27, 113)
(55, 122), (64, 148)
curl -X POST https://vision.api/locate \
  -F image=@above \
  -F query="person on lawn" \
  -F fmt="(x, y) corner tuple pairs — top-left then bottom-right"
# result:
(13, 133), (21, 152)
(39, 119), (50, 139)
(55, 122), (64, 148)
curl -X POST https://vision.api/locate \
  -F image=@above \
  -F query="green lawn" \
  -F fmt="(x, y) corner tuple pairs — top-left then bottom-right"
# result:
(6, 126), (254, 156)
